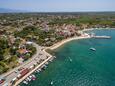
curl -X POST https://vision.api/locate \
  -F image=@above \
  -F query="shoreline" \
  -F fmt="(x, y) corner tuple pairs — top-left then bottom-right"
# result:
(4, 28), (113, 86)
(49, 27), (115, 51)
(14, 50), (53, 86)
(49, 35), (91, 50)
(14, 35), (91, 86)
(83, 28), (115, 32)
(7, 28), (113, 86)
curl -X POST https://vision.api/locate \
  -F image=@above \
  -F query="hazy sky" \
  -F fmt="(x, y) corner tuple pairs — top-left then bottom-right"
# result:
(0, 0), (115, 12)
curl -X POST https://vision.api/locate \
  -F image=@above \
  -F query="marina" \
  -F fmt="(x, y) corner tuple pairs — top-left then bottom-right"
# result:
(14, 55), (55, 86)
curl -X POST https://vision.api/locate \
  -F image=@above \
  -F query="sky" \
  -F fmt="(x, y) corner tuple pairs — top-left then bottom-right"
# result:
(0, 0), (115, 12)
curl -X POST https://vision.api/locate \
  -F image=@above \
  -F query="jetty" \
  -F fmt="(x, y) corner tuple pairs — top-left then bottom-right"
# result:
(92, 36), (111, 39)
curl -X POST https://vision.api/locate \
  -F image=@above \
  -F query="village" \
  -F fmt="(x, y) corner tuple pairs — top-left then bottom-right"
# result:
(0, 13), (115, 86)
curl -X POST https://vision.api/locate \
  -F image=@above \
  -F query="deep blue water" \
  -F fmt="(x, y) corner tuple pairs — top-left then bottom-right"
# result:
(21, 29), (115, 86)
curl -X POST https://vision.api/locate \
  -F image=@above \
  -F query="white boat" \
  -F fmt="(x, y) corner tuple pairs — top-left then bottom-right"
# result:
(25, 78), (29, 82)
(45, 62), (49, 65)
(31, 74), (36, 80)
(44, 65), (47, 68)
(29, 75), (32, 79)
(69, 57), (72, 62)
(27, 77), (31, 82)
(36, 70), (40, 72)
(23, 80), (28, 85)
(90, 47), (96, 51)
(53, 56), (56, 58)
(34, 70), (37, 73)
(51, 81), (53, 85)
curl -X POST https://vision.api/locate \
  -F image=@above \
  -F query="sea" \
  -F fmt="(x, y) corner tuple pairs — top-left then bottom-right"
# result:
(20, 29), (115, 86)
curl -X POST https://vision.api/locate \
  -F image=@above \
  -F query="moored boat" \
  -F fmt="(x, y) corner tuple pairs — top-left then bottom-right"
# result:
(90, 47), (96, 51)
(50, 81), (53, 85)
(23, 80), (28, 85)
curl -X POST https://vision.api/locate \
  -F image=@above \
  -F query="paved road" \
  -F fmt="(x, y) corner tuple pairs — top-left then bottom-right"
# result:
(0, 42), (48, 86)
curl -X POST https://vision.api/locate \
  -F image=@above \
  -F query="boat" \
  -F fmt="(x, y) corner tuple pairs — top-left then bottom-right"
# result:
(29, 75), (35, 81)
(68, 57), (72, 62)
(44, 65), (47, 68)
(41, 65), (47, 70)
(45, 62), (49, 65)
(36, 68), (41, 73)
(50, 81), (53, 85)
(23, 80), (28, 85)
(53, 56), (56, 58)
(34, 70), (37, 73)
(90, 47), (96, 51)
(31, 74), (36, 80)
(26, 77), (31, 82)
(36, 69), (40, 72)
(25, 78), (28, 81)
(29, 75), (32, 79)
(32, 74), (35, 77)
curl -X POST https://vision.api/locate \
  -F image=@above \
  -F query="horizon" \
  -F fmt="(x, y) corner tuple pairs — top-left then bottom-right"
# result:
(0, 0), (115, 12)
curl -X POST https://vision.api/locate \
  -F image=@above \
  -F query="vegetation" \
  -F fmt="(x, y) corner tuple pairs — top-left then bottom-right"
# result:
(49, 15), (115, 28)
(14, 25), (63, 46)
(1, 12), (115, 74)
(0, 37), (36, 74)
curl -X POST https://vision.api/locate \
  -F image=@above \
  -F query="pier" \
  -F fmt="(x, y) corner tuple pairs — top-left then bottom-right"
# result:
(92, 36), (111, 39)
(89, 32), (111, 39)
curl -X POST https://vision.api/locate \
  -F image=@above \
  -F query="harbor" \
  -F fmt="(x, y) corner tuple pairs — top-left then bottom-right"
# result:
(12, 34), (90, 86)
(0, 42), (56, 86)
(13, 49), (55, 86)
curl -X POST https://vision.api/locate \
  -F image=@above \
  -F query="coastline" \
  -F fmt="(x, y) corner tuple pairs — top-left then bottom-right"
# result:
(14, 55), (53, 86)
(14, 48), (53, 86)
(4, 28), (111, 86)
(48, 27), (115, 50)
(49, 35), (91, 50)
(13, 35), (91, 86)
(83, 28), (115, 32)
(13, 32), (91, 86)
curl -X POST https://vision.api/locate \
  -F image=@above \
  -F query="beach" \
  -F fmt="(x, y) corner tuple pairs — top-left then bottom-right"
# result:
(49, 35), (91, 50)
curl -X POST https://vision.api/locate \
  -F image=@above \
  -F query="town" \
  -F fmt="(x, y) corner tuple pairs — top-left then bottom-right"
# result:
(0, 12), (115, 86)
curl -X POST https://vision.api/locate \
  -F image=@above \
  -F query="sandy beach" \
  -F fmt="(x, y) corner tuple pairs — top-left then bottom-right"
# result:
(47, 27), (115, 50)
(49, 35), (91, 50)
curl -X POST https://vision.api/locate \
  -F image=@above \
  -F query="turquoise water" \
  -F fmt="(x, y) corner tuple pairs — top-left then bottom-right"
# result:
(21, 29), (115, 86)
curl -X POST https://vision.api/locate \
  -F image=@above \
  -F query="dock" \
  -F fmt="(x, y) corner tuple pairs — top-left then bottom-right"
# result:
(92, 36), (111, 39)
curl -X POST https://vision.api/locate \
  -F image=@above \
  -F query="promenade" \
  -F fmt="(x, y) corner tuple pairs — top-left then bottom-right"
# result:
(0, 42), (52, 86)
(1, 34), (90, 86)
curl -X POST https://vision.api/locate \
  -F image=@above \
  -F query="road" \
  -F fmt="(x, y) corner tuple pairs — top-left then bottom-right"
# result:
(0, 42), (50, 86)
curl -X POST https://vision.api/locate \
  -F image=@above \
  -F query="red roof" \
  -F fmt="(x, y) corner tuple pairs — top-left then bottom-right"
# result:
(20, 68), (29, 78)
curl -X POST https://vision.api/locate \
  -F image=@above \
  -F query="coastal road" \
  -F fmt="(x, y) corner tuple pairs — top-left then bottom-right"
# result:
(0, 42), (47, 86)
